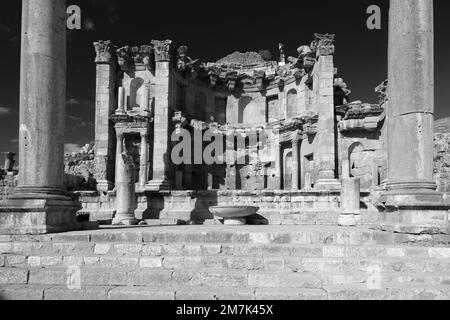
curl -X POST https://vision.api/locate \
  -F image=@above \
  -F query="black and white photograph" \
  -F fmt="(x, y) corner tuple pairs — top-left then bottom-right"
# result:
(0, 0), (449, 306)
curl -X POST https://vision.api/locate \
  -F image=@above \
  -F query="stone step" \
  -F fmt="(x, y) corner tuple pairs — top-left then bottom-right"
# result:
(1, 266), (450, 288)
(2, 242), (450, 260)
(2, 226), (450, 246)
(2, 253), (450, 273)
(1, 283), (449, 300)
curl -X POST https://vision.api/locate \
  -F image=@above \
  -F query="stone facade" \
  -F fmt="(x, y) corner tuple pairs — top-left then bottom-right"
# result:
(70, 33), (398, 226)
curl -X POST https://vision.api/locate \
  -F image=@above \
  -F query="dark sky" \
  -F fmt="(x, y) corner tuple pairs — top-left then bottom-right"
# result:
(1, 0), (449, 155)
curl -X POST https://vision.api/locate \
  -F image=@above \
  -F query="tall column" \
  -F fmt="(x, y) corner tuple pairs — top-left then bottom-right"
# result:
(139, 133), (148, 188)
(93, 40), (118, 192)
(116, 87), (125, 115)
(0, 0), (80, 234)
(112, 132), (138, 225)
(147, 40), (173, 191)
(381, 0), (450, 234)
(272, 127), (282, 190)
(314, 39), (340, 191)
(291, 134), (300, 190)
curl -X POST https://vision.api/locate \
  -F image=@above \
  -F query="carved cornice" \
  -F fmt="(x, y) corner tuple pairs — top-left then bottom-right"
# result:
(116, 46), (134, 71)
(176, 46), (200, 76)
(375, 79), (388, 104)
(94, 40), (117, 65)
(151, 40), (174, 62)
(334, 77), (352, 106)
(172, 111), (188, 130)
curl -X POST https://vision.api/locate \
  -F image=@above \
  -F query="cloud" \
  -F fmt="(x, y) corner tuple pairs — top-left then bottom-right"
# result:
(64, 143), (82, 155)
(0, 107), (11, 115)
(83, 18), (96, 31)
(67, 114), (94, 129)
(67, 98), (81, 107)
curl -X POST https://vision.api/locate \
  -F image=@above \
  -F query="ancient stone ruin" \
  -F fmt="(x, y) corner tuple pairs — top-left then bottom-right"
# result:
(0, 0), (449, 301)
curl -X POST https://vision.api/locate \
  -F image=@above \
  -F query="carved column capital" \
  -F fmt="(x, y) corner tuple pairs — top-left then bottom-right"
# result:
(94, 40), (117, 65)
(311, 33), (336, 57)
(151, 40), (173, 62)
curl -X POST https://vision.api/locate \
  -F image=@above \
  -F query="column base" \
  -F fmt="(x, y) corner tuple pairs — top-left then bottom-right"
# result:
(223, 218), (247, 225)
(379, 190), (450, 235)
(96, 180), (114, 192)
(0, 191), (82, 235)
(112, 214), (140, 226)
(338, 213), (361, 227)
(146, 180), (172, 191)
(315, 179), (341, 191)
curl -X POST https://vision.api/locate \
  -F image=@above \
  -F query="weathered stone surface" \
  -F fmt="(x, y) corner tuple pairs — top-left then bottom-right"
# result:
(108, 287), (175, 300)
(44, 286), (109, 300)
(0, 285), (45, 300)
(0, 269), (29, 285)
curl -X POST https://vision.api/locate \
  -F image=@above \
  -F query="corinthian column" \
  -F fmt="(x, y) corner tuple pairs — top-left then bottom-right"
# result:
(147, 40), (173, 191)
(313, 35), (341, 191)
(0, 0), (80, 234)
(291, 134), (300, 190)
(380, 0), (450, 234)
(139, 133), (148, 188)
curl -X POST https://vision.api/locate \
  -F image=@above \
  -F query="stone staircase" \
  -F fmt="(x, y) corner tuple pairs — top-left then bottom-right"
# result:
(0, 226), (450, 300)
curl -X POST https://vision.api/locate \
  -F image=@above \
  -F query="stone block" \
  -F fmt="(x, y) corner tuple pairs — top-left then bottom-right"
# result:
(139, 257), (163, 268)
(141, 245), (162, 256)
(27, 256), (42, 267)
(174, 290), (218, 301)
(0, 243), (12, 254)
(201, 244), (222, 255)
(201, 273), (248, 287)
(263, 257), (285, 271)
(83, 257), (100, 266)
(41, 256), (63, 267)
(12, 242), (34, 254)
(248, 273), (280, 288)
(29, 269), (66, 285)
(323, 246), (346, 258)
(172, 271), (202, 287)
(5, 255), (26, 266)
(108, 287), (175, 300)
(0, 269), (29, 285)
(82, 270), (127, 286)
(428, 248), (450, 259)
(44, 286), (109, 300)
(116, 257), (139, 267)
(0, 285), (45, 300)
(91, 232), (143, 243)
(127, 270), (172, 287)
(114, 244), (143, 256)
(63, 256), (84, 267)
(94, 244), (111, 255)
(227, 257), (264, 271)
(256, 288), (327, 300)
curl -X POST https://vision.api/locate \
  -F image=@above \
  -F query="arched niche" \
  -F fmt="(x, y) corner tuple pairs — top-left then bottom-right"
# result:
(286, 89), (298, 119)
(283, 150), (293, 190)
(348, 142), (373, 189)
(238, 96), (253, 124)
(129, 77), (145, 110)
